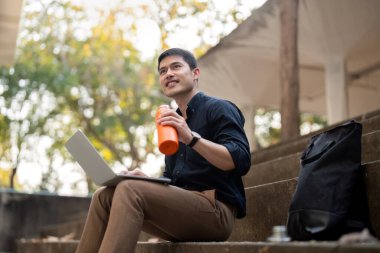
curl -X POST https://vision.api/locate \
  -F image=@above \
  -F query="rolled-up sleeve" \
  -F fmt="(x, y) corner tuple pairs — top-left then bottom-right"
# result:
(208, 100), (251, 176)
(224, 141), (251, 176)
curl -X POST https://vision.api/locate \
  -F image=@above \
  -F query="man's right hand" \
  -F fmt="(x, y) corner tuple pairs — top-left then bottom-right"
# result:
(120, 168), (148, 177)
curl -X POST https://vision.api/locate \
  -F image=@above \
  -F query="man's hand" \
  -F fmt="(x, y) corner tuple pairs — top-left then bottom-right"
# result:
(120, 168), (148, 177)
(156, 106), (235, 171)
(156, 107), (193, 145)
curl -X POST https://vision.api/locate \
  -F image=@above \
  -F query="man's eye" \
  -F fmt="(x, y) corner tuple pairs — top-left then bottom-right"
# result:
(159, 69), (166, 75)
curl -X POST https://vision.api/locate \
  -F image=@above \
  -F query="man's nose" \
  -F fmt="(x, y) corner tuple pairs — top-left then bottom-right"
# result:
(166, 69), (174, 77)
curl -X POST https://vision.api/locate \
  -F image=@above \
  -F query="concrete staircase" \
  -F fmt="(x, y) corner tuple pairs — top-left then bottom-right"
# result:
(15, 110), (380, 253)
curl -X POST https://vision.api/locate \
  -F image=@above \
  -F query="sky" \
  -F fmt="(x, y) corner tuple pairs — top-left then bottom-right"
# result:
(15, 0), (268, 196)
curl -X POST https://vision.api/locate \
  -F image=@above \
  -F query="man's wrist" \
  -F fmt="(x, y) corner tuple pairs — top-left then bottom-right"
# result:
(188, 131), (201, 147)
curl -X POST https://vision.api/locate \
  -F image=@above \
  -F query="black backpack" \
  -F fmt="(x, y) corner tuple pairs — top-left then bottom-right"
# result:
(286, 120), (372, 241)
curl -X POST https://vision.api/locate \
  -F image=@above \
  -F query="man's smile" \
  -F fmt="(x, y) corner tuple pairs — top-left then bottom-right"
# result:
(165, 80), (179, 87)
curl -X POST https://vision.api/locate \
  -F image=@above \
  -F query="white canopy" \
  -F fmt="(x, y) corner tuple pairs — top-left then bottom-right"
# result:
(0, 0), (23, 66)
(198, 0), (380, 123)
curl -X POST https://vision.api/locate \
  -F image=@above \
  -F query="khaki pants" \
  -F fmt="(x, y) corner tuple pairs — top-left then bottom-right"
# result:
(75, 179), (235, 253)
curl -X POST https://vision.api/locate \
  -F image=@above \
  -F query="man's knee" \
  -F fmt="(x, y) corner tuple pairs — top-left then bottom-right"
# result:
(114, 180), (162, 203)
(92, 186), (114, 206)
(115, 180), (146, 194)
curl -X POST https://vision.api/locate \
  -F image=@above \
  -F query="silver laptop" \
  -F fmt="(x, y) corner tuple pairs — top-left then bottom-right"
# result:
(65, 130), (171, 186)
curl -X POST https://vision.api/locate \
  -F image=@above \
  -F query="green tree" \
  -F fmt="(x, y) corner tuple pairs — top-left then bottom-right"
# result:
(0, 114), (13, 188)
(0, 0), (259, 194)
(13, 0), (168, 192)
(254, 107), (327, 148)
(0, 65), (60, 189)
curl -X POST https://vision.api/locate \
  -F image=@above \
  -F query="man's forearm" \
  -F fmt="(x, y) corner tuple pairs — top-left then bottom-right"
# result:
(191, 138), (235, 171)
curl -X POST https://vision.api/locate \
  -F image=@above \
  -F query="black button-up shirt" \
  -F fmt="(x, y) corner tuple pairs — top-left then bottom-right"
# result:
(163, 92), (251, 218)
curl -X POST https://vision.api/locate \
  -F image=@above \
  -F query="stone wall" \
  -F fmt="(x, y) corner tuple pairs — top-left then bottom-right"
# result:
(0, 189), (90, 253)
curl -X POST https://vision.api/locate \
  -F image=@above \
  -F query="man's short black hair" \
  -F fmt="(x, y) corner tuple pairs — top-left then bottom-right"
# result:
(158, 48), (197, 71)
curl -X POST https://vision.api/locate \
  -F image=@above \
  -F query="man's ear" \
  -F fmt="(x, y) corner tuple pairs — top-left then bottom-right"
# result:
(192, 67), (200, 79)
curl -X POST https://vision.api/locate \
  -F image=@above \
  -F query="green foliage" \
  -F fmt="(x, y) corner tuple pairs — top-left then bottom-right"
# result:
(0, 168), (22, 189)
(255, 108), (282, 148)
(0, 0), (259, 194)
(0, 114), (11, 161)
(300, 113), (327, 135)
(0, 0), (165, 193)
(254, 107), (327, 148)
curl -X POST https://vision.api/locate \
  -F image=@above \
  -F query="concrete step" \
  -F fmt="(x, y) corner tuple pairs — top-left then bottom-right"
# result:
(0, 191), (91, 253)
(362, 113), (380, 134)
(244, 153), (301, 187)
(15, 240), (380, 253)
(236, 161), (380, 242)
(137, 241), (380, 253)
(16, 240), (78, 253)
(40, 219), (154, 242)
(365, 161), (380, 238)
(229, 178), (298, 241)
(362, 130), (380, 163)
(40, 220), (85, 240)
(252, 138), (307, 165)
(252, 111), (380, 165)
(245, 129), (380, 187)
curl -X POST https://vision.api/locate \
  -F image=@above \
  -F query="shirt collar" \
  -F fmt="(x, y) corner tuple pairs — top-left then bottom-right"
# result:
(176, 92), (205, 118)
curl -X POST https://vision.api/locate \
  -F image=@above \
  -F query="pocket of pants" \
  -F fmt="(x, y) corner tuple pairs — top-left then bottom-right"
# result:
(194, 189), (217, 213)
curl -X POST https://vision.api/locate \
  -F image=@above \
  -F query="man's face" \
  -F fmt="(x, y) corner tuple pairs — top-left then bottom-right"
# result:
(158, 55), (199, 99)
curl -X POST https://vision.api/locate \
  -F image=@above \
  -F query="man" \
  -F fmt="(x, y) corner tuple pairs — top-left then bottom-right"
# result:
(75, 48), (251, 253)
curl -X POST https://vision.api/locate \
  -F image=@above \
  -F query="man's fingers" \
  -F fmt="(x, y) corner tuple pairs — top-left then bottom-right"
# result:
(128, 169), (147, 177)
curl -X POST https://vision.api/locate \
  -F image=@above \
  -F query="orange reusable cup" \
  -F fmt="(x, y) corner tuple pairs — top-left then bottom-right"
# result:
(156, 105), (179, 155)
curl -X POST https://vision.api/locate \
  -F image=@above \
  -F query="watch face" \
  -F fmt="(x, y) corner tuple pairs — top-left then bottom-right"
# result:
(191, 131), (201, 139)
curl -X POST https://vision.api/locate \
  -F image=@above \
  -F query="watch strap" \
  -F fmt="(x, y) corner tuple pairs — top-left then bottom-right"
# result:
(188, 132), (200, 147)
